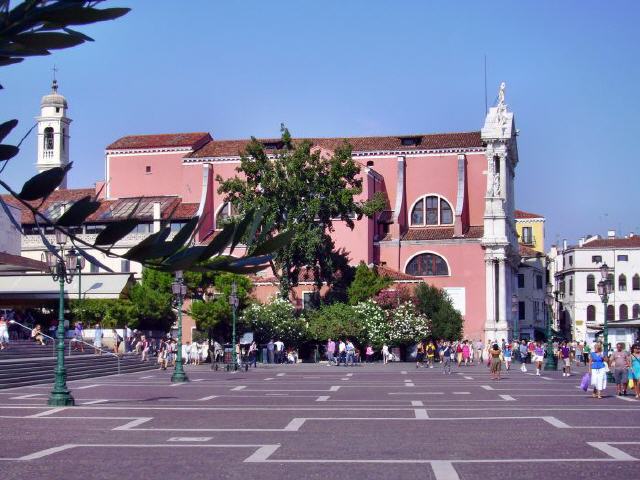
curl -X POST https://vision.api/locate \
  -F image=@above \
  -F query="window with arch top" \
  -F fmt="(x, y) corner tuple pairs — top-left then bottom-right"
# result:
(44, 127), (54, 150)
(405, 252), (449, 277)
(586, 274), (595, 292)
(586, 305), (596, 322)
(633, 274), (640, 291)
(619, 274), (627, 291)
(633, 304), (640, 319)
(215, 202), (239, 229)
(620, 304), (628, 320)
(410, 195), (453, 226)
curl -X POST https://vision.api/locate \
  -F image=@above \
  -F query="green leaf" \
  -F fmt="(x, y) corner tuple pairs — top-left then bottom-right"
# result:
(0, 120), (18, 143)
(123, 227), (172, 262)
(197, 222), (236, 261)
(17, 162), (72, 201)
(252, 230), (295, 256)
(0, 57), (24, 66)
(228, 254), (272, 269)
(94, 219), (138, 246)
(74, 246), (114, 273)
(56, 195), (100, 226)
(230, 209), (254, 254)
(169, 216), (199, 251)
(0, 144), (19, 161)
(14, 32), (84, 50)
(161, 246), (207, 272)
(38, 7), (131, 26)
(62, 27), (94, 42)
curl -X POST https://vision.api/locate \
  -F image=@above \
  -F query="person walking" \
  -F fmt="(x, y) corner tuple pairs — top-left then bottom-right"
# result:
(326, 338), (336, 365)
(533, 342), (544, 376)
(462, 340), (471, 367)
(382, 343), (389, 365)
(274, 338), (285, 364)
(503, 343), (512, 371)
(589, 343), (607, 399)
(441, 342), (452, 374)
(338, 339), (346, 365)
(629, 344), (640, 399)
(560, 342), (572, 377)
(140, 335), (150, 362)
(519, 340), (528, 372)
(610, 343), (630, 396)
(0, 315), (9, 350)
(248, 341), (258, 367)
(583, 342), (591, 366)
(266, 339), (275, 364)
(93, 323), (103, 355)
(415, 340), (424, 368)
(345, 339), (355, 366)
(489, 343), (502, 380)
(111, 328), (122, 355)
(575, 342), (584, 367)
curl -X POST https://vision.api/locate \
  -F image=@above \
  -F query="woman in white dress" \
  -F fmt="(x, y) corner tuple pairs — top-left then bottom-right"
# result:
(190, 342), (200, 366)
(382, 344), (389, 364)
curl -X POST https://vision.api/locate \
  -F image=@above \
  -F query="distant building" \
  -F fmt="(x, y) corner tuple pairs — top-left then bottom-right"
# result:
(550, 232), (640, 347)
(4, 81), (545, 343)
(515, 210), (545, 253)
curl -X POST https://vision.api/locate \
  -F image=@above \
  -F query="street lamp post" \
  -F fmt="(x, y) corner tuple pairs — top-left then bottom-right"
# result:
(230, 282), (239, 368)
(511, 294), (519, 342)
(171, 270), (189, 383)
(67, 248), (86, 302)
(597, 263), (615, 382)
(42, 231), (78, 406)
(544, 286), (557, 370)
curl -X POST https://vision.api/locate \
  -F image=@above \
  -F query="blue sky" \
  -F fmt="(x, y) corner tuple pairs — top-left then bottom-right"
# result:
(2, 0), (639, 246)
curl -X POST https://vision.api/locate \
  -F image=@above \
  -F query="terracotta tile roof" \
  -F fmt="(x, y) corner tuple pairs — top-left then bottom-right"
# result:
(401, 225), (484, 241)
(374, 264), (422, 281)
(514, 209), (544, 219)
(106, 132), (211, 151)
(0, 251), (46, 272)
(2, 190), (198, 225)
(578, 237), (640, 249)
(519, 244), (542, 257)
(187, 131), (483, 159)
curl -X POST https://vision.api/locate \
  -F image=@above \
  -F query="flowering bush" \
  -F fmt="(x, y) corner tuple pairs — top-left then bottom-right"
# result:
(353, 300), (388, 347)
(241, 297), (308, 346)
(387, 301), (429, 344)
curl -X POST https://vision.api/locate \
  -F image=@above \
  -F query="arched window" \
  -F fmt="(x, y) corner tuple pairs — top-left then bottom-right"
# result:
(606, 304), (615, 321)
(620, 304), (628, 320)
(586, 274), (595, 292)
(405, 252), (449, 277)
(633, 274), (640, 291)
(586, 305), (596, 322)
(215, 202), (238, 229)
(633, 304), (640, 319)
(409, 195), (454, 227)
(619, 274), (627, 291)
(44, 127), (54, 150)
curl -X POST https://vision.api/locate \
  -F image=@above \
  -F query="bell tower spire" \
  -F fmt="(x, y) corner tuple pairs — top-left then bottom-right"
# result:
(36, 70), (71, 188)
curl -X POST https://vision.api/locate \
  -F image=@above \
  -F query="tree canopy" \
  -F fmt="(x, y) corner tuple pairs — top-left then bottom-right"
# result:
(217, 125), (385, 297)
(414, 283), (463, 340)
(347, 262), (392, 305)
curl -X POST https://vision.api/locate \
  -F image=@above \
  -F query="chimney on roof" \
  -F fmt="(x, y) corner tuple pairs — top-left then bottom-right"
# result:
(562, 239), (567, 250)
(608, 230), (616, 239)
(629, 232), (635, 238)
(579, 238), (584, 247)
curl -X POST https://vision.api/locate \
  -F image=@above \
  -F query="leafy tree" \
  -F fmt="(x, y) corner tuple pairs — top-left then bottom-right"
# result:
(347, 262), (391, 305)
(128, 268), (174, 331)
(217, 125), (385, 297)
(242, 297), (307, 346)
(307, 303), (363, 343)
(70, 298), (136, 329)
(414, 283), (463, 340)
(0, 1), (290, 279)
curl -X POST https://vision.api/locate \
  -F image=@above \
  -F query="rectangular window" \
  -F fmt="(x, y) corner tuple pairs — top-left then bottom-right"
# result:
(569, 255), (573, 266)
(569, 277), (574, 295)
(425, 197), (438, 225)
(517, 274), (525, 289)
(592, 255), (602, 263)
(536, 275), (543, 290)
(121, 260), (130, 273)
(518, 301), (525, 320)
(618, 254), (629, 262)
(85, 224), (105, 234)
(134, 223), (152, 234)
(522, 227), (533, 245)
(145, 165), (152, 173)
(302, 292), (315, 310)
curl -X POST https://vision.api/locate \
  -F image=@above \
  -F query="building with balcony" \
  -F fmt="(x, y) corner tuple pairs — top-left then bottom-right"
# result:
(550, 232), (640, 346)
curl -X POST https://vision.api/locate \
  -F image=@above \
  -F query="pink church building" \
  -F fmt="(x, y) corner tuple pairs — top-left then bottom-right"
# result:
(103, 85), (521, 342)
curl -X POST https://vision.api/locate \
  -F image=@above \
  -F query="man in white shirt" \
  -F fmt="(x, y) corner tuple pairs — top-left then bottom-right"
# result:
(274, 339), (285, 364)
(338, 340), (346, 365)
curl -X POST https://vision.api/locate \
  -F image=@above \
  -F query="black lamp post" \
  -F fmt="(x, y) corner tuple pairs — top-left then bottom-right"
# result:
(42, 231), (78, 406)
(68, 248), (86, 301)
(544, 285), (557, 370)
(511, 294), (519, 342)
(230, 282), (239, 368)
(597, 263), (614, 382)
(171, 270), (189, 383)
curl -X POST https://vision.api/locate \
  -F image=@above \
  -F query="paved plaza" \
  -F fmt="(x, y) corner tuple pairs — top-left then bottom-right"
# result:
(0, 362), (639, 479)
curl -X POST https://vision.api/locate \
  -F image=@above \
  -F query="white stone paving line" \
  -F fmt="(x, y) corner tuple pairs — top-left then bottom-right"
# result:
(316, 396), (330, 402)
(411, 401), (424, 406)
(74, 384), (100, 390)
(81, 399), (109, 405)
(414, 408), (429, 419)
(617, 396), (639, 402)
(431, 461), (460, 480)
(28, 408), (66, 418)
(168, 437), (212, 442)
(10, 393), (43, 400)
(499, 395), (516, 401)
(198, 395), (218, 401)
(276, 373), (286, 377)
(231, 386), (246, 391)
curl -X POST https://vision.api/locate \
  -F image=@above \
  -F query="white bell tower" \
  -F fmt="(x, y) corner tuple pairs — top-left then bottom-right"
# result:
(36, 77), (71, 188)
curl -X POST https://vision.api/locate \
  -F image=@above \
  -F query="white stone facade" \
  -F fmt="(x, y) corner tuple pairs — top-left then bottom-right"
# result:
(551, 234), (640, 343)
(0, 203), (21, 255)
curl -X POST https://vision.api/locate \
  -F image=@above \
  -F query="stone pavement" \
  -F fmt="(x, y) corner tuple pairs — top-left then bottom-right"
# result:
(0, 361), (639, 479)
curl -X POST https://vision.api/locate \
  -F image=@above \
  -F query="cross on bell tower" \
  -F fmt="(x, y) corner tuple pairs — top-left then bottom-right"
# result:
(36, 68), (71, 188)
